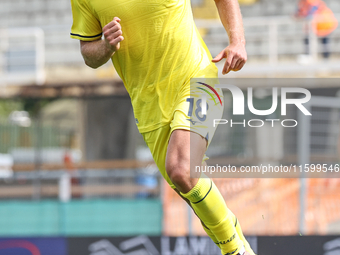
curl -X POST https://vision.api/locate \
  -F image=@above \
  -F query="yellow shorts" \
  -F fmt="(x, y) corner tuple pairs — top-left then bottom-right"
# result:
(142, 78), (224, 189)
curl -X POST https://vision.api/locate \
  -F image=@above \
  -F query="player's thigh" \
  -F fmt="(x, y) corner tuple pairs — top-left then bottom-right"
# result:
(166, 128), (206, 180)
(142, 125), (175, 189)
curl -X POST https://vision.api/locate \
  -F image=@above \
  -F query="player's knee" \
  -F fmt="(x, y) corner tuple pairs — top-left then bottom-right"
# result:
(165, 160), (190, 188)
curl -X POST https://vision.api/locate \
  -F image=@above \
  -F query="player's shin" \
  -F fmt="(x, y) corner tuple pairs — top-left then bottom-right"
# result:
(201, 211), (256, 254)
(202, 223), (220, 248)
(229, 210), (256, 255)
(181, 175), (244, 255)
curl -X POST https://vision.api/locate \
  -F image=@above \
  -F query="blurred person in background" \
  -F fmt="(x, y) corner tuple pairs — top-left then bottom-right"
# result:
(70, 0), (254, 254)
(295, 0), (338, 59)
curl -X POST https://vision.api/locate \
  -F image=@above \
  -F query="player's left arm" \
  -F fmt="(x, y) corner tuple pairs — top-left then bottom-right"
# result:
(212, 0), (247, 75)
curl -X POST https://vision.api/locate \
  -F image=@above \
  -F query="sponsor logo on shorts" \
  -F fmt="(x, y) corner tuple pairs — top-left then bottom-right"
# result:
(186, 118), (201, 125)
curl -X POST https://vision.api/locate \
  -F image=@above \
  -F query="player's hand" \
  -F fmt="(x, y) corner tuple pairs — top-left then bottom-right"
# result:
(212, 43), (247, 75)
(103, 17), (124, 52)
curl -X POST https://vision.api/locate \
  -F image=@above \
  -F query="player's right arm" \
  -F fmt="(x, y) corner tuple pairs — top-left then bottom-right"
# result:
(70, 0), (124, 69)
(80, 17), (124, 69)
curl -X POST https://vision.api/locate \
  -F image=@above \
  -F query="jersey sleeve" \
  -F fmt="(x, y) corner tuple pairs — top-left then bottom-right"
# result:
(70, 0), (102, 41)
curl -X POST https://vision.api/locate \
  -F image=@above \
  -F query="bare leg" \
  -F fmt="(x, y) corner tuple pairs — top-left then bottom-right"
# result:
(165, 129), (206, 193)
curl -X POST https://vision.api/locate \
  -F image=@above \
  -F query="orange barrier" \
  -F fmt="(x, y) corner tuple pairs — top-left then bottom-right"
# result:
(162, 178), (340, 235)
(12, 159), (155, 171)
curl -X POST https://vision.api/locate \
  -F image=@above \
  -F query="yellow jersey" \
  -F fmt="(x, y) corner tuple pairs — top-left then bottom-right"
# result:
(70, 0), (218, 133)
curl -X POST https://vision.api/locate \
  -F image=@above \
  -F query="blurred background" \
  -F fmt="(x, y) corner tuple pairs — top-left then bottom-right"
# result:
(0, 0), (340, 254)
